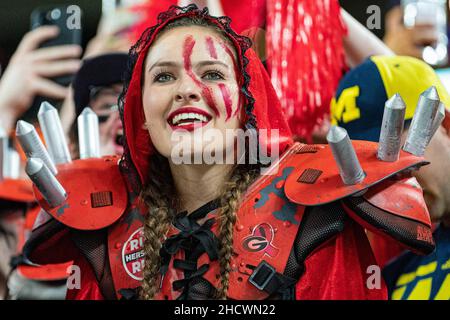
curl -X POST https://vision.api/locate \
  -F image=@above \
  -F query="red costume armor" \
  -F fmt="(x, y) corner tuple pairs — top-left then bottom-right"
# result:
(0, 179), (34, 204)
(25, 141), (434, 300)
(0, 179), (71, 288)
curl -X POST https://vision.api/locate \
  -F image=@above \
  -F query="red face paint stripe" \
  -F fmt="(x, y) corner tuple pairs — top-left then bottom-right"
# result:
(219, 41), (240, 81)
(219, 83), (233, 121)
(183, 35), (195, 72)
(183, 36), (220, 117)
(206, 37), (218, 59)
(219, 41), (243, 118)
(234, 90), (242, 118)
(200, 86), (219, 117)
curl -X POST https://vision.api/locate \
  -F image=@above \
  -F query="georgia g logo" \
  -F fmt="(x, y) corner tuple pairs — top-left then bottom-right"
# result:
(242, 223), (279, 258)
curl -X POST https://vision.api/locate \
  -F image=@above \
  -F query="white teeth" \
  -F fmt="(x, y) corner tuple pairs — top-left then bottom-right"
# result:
(171, 112), (209, 125)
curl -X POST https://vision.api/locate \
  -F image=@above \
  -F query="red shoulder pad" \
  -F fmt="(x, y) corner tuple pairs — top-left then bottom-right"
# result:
(285, 141), (428, 206)
(340, 176), (435, 255)
(17, 206), (73, 281)
(363, 177), (431, 228)
(0, 178), (35, 203)
(18, 262), (72, 281)
(33, 155), (128, 230)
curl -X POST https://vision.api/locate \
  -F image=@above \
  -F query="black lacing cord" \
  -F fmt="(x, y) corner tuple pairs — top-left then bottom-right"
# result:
(158, 200), (220, 298)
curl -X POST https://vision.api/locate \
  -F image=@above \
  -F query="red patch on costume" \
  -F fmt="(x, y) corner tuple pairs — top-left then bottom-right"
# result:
(122, 227), (145, 281)
(242, 223), (280, 258)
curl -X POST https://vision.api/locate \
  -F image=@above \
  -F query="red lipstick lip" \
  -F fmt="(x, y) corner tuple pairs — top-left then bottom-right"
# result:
(170, 121), (209, 132)
(167, 106), (213, 125)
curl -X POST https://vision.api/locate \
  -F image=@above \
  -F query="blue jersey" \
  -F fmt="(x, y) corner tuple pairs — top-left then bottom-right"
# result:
(383, 224), (450, 300)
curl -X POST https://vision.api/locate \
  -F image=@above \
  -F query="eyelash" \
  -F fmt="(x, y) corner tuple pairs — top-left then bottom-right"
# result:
(152, 68), (225, 83)
(153, 69), (174, 83)
(202, 69), (225, 80)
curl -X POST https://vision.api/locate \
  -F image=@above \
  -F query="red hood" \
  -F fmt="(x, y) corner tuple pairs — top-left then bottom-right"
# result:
(121, 5), (293, 186)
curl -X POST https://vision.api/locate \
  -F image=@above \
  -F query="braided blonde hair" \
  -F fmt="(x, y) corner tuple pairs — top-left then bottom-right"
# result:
(140, 154), (176, 300)
(140, 152), (258, 299)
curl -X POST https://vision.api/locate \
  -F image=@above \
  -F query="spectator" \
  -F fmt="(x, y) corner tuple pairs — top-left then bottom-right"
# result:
(69, 53), (128, 158)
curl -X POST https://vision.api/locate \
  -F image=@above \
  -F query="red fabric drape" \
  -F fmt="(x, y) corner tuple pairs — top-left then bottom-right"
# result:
(126, 0), (266, 42)
(66, 252), (104, 300)
(296, 222), (387, 300)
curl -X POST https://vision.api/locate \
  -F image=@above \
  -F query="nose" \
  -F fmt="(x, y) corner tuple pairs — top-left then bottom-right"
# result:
(175, 76), (201, 103)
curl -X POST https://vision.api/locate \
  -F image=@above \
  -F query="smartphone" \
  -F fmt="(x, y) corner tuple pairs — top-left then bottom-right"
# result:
(30, 5), (83, 86)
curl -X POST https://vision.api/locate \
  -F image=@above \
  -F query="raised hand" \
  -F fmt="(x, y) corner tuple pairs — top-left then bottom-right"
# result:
(177, 0), (224, 16)
(0, 26), (82, 132)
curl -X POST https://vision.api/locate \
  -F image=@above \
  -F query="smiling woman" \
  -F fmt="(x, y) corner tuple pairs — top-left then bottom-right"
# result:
(23, 5), (436, 301)
(142, 24), (241, 159)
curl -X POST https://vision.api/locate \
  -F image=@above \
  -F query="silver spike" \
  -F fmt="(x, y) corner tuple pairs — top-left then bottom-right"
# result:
(428, 102), (446, 144)
(16, 120), (57, 175)
(0, 126), (7, 181)
(327, 125), (366, 185)
(38, 101), (72, 164)
(25, 158), (66, 208)
(4, 148), (20, 179)
(78, 107), (100, 159)
(378, 94), (406, 162)
(403, 86), (440, 156)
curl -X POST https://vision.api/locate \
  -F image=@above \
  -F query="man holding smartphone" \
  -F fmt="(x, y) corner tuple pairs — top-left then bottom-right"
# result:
(0, 25), (82, 135)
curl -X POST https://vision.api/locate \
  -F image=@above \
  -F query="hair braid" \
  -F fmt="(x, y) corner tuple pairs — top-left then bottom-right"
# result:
(216, 165), (258, 299)
(140, 155), (176, 300)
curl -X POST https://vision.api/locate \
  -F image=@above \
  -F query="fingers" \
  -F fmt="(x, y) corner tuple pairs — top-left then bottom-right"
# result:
(105, 112), (121, 138)
(83, 35), (130, 59)
(99, 112), (120, 144)
(31, 77), (69, 100)
(412, 25), (439, 46)
(16, 26), (60, 54)
(406, 45), (424, 59)
(32, 44), (82, 62)
(34, 59), (81, 77)
(401, 30), (424, 57)
(385, 6), (403, 30)
(107, 38), (132, 52)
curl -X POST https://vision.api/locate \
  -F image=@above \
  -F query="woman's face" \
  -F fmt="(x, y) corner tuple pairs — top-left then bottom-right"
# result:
(142, 26), (242, 162)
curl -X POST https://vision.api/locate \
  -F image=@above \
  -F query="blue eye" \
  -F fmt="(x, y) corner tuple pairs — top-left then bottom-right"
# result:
(154, 73), (175, 83)
(202, 71), (225, 81)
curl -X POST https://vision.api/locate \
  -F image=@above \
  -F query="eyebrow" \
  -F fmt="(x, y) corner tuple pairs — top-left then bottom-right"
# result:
(196, 60), (229, 69)
(148, 60), (229, 72)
